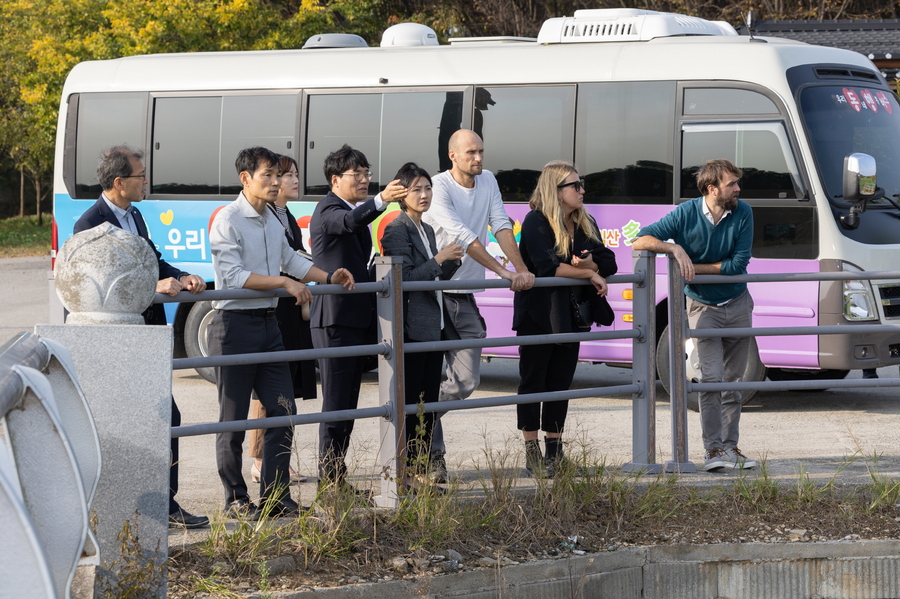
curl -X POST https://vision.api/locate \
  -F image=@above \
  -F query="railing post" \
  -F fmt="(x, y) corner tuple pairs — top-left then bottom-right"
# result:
(623, 250), (661, 473)
(665, 255), (696, 473)
(374, 256), (405, 508)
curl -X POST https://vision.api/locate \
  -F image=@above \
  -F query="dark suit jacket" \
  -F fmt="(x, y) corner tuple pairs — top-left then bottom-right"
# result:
(513, 211), (618, 334)
(308, 191), (382, 330)
(74, 196), (187, 325)
(381, 211), (460, 342)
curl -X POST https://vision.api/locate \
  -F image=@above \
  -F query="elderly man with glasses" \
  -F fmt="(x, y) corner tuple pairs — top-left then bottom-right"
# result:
(308, 144), (405, 492)
(74, 145), (209, 529)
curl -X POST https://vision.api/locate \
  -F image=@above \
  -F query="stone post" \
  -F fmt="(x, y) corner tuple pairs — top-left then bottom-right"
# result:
(37, 222), (172, 597)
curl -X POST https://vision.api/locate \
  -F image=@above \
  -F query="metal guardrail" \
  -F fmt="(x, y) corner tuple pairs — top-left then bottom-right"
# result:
(665, 257), (900, 472)
(12, 251), (899, 511)
(162, 254), (658, 505)
(158, 253), (900, 499)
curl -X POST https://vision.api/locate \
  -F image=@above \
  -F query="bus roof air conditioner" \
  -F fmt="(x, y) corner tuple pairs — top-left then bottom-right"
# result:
(381, 23), (439, 47)
(302, 34), (368, 49)
(537, 9), (738, 44)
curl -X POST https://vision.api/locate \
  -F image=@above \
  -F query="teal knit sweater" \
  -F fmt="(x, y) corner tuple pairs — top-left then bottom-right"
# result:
(637, 197), (753, 305)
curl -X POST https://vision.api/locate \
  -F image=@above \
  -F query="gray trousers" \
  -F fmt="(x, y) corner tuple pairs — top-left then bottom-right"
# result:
(686, 291), (753, 451)
(430, 293), (486, 458)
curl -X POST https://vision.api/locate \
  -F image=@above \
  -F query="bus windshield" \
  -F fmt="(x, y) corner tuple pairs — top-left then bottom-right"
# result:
(801, 86), (900, 209)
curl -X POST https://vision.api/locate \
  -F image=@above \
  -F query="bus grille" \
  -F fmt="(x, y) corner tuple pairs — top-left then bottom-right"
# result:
(879, 284), (900, 319)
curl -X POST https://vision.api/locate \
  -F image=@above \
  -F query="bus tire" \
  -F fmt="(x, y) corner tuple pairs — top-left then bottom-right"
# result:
(656, 325), (765, 412)
(184, 300), (217, 384)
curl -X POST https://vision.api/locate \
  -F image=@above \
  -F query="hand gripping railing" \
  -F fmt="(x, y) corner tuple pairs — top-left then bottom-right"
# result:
(0, 332), (102, 599)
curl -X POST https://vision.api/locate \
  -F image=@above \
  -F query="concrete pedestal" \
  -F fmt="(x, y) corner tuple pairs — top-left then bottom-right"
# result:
(35, 323), (171, 597)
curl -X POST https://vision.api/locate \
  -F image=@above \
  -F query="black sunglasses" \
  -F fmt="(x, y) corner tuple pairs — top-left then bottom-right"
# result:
(557, 178), (585, 192)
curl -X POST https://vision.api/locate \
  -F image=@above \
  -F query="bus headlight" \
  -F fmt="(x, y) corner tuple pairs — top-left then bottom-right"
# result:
(842, 264), (877, 321)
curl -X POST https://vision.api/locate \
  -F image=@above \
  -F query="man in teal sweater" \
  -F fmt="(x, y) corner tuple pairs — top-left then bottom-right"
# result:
(633, 159), (756, 472)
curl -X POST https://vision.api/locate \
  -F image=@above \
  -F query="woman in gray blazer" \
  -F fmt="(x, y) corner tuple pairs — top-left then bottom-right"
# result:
(381, 163), (463, 485)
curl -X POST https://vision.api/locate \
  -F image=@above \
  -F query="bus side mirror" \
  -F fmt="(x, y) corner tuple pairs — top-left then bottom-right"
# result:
(843, 153), (877, 204)
(840, 153), (877, 230)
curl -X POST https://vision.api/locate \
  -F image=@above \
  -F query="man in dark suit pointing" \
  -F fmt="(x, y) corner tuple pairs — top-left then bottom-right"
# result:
(308, 145), (405, 488)
(74, 145), (209, 528)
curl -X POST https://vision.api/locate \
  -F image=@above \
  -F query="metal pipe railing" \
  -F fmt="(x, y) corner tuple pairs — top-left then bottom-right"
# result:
(663, 255), (900, 472)
(161, 263), (648, 505)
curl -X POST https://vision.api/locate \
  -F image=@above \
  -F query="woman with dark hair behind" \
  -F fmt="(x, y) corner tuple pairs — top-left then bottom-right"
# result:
(514, 160), (617, 477)
(247, 154), (315, 484)
(380, 162), (463, 487)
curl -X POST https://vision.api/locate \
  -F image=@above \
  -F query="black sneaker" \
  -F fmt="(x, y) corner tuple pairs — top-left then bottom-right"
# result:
(168, 509), (210, 529)
(224, 499), (260, 520)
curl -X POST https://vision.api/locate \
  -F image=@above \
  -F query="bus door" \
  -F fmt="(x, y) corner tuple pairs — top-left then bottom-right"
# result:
(678, 85), (819, 371)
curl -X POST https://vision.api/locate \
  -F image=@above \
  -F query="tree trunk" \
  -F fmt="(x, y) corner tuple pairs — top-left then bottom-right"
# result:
(34, 176), (42, 227)
(19, 166), (25, 218)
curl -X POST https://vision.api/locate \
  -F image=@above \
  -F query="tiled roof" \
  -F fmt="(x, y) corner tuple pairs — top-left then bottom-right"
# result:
(744, 19), (900, 61)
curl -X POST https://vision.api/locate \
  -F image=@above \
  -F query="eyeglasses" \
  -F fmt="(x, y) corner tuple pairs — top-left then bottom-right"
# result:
(121, 172), (147, 179)
(340, 171), (372, 181)
(557, 179), (585, 192)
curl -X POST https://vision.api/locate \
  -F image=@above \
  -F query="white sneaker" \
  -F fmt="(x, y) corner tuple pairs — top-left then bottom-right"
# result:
(723, 446), (757, 470)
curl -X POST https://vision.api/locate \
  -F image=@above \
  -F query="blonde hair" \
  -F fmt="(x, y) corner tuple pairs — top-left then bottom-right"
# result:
(528, 160), (599, 257)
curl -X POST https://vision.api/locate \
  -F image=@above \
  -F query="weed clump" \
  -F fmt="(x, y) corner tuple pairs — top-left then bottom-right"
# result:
(99, 513), (165, 599)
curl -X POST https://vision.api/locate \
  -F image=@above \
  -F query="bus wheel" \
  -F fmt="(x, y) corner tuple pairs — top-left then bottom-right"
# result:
(184, 301), (216, 384)
(656, 325), (765, 412)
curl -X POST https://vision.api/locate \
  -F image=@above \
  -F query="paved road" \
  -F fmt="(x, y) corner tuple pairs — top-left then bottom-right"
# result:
(1, 256), (54, 346)
(3, 256), (900, 533)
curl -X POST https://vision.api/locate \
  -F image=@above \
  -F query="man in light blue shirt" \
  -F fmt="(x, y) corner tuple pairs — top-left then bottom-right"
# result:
(209, 146), (354, 518)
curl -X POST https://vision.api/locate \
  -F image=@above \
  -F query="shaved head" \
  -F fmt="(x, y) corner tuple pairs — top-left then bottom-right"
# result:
(448, 129), (483, 154)
(446, 129), (485, 185)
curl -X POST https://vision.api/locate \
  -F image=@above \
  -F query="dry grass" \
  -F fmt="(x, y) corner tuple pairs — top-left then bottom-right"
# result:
(169, 439), (900, 597)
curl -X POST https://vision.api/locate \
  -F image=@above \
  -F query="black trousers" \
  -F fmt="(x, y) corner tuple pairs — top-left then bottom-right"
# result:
(516, 315), (579, 433)
(169, 397), (180, 514)
(403, 336), (443, 462)
(208, 310), (296, 504)
(311, 324), (367, 482)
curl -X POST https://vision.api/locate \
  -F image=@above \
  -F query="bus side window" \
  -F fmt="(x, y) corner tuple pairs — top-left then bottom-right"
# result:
(219, 95), (297, 196)
(153, 94), (298, 196)
(153, 97), (221, 195)
(681, 122), (816, 259)
(576, 82), (676, 205)
(473, 85), (575, 202)
(73, 92), (149, 199)
(681, 123), (802, 200)
(381, 91), (464, 181)
(304, 90), (465, 196)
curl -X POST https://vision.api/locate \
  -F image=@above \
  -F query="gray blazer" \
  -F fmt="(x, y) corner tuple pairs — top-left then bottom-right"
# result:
(381, 211), (460, 342)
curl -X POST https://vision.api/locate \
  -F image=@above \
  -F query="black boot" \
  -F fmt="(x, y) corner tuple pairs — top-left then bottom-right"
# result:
(524, 439), (546, 478)
(544, 437), (565, 478)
